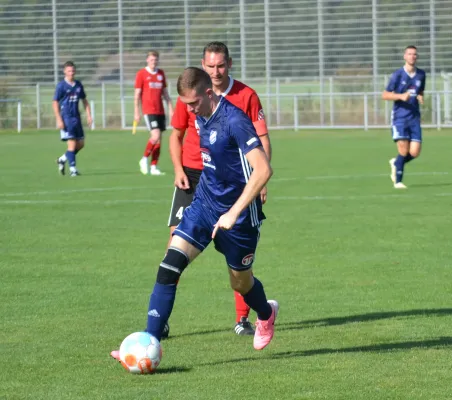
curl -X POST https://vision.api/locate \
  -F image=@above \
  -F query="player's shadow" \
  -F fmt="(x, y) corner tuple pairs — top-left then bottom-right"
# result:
(278, 308), (452, 332)
(155, 366), (192, 374)
(200, 337), (452, 367)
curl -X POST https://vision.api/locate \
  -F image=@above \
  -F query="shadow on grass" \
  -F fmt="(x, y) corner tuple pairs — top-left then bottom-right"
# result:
(279, 308), (452, 331)
(409, 182), (452, 188)
(200, 337), (452, 366)
(155, 366), (192, 374)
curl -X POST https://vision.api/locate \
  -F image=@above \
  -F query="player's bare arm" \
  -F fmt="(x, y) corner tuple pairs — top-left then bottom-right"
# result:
(257, 133), (271, 204)
(212, 146), (272, 238)
(52, 100), (64, 130)
(134, 88), (142, 122)
(82, 98), (93, 127)
(382, 90), (411, 102)
(169, 127), (190, 190)
(162, 88), (174, 119)
(417, 92), (424, 105)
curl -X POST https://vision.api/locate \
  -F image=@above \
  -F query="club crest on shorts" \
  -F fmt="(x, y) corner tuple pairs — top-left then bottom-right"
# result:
(209, 130), (217, 144)
(242, 253), (254, 266)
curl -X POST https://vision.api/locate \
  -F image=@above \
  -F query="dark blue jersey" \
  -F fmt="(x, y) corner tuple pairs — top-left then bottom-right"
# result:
(195, 98), (265, 227)
(53, 79), (87, 120)
(386, 67), (426, 122)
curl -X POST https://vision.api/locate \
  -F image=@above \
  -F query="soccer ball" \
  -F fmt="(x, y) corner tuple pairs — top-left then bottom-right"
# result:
(119, 332), (162, 374)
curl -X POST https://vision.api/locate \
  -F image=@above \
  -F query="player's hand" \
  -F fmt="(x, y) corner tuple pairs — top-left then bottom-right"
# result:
(57, 119), (65, 130)
(260, 186), (268, 204)
(417, 95), (424, 105)
(87, 115), (93, 128)
(134, 112), (141, 123)
(175, 171), (190, 190)
(400, 92), (411, 102)
(212, 211), (239, 239)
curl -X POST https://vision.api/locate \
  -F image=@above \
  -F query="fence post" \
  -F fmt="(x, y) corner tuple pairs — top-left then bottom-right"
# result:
(36, 83), (41, 129)
(293, 95), (298, 131)
(17, 101), (22, 133)
(102, 82), (106, 129)
(90, 100), (95, 130)
(276, 78), (280, 126)
(364, 94), (368, 131)
(436, 92), (441, 130)
(329, 77), (334, 125)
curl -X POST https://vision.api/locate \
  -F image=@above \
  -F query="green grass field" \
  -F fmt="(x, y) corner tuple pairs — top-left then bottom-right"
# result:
(1, 129), (452, 399)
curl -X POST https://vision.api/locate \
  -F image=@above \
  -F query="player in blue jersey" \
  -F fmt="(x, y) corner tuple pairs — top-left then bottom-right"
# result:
(52, 61), (92, 177)
(382, 46), (426, 189)
(111, 67), (278, 361)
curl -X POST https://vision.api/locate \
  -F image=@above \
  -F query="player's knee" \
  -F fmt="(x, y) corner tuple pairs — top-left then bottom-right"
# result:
(156, 247), (189, 285)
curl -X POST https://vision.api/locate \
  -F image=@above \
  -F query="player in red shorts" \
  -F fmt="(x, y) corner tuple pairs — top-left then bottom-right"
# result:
(167, 41), (272, 336)
(135, 51), (174, 176)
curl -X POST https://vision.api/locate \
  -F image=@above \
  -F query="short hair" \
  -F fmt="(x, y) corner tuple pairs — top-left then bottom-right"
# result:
(405, 45), (417, 52)
(63, 61), (75, 69)
(177, 67), (212, 96)
(202, 41), (230, 60)
(147, 50), (159, 58)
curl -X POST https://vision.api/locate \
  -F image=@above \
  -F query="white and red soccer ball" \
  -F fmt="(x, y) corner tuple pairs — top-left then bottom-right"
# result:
(119, 332), (162, 374)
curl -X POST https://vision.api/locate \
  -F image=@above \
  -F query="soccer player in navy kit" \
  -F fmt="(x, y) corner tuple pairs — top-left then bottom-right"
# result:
(113, 67), (278, 357)
(53, 61), (92, 177)
(383, 46), (426, 189)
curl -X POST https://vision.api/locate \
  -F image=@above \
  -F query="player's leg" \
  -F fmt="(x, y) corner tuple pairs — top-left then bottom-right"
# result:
(216, 226), (278, 349)
(146, 235), (201, 340)
(139, 115), (159, 175)
(150, 115), (166, 175)
(390, 123), (410, 188)
(146, 197), (212, 341)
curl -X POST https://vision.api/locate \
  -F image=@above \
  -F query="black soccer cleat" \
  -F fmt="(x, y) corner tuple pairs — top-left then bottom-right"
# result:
(234, 317), (255, 336)
(161, 321), (170, 339)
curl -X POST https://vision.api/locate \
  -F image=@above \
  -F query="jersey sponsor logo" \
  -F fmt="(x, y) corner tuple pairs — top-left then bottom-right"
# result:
(200, 148), (216, 170)
(149, 82), (163, 89)
(157, 75), (163, 81)
(258, 109), (265, 120)
(209, 130), (217, 144)
(242, 253), (254, 266)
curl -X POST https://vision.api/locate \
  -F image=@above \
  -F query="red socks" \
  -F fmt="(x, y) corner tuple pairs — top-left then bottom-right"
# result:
(234, 291), (250, 322)
(151, 143), (161, 166)
(144, 139), (154, 157)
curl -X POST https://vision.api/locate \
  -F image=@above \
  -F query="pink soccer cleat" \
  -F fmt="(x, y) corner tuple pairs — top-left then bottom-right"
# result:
(253, 300), (279, 350)
(110, 350), (120, 361)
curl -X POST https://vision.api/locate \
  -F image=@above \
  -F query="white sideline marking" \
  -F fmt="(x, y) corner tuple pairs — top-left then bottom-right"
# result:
(305, 172), (449, 180)
(274, 192), (452, 201)
(0, 185), (170, 198)
(0, 199), (167, 205)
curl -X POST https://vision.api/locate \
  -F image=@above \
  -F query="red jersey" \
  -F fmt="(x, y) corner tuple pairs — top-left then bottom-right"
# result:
(135, 67), (167, 115)
(171, 77), (268, 170)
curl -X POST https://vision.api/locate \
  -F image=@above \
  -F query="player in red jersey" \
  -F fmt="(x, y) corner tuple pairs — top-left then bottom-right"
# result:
(135, 51), (174, 176)
(167, 41), (272, 336)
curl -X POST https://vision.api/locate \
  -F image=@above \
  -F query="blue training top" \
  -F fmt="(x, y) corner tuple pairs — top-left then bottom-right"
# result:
(53, 80), (87, 120)
(195, 97), (265, 227)
(386, 67), (426, 122)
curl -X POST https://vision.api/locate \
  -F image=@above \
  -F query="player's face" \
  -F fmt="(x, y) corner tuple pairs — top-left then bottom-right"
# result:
(202, 52), (231, 88)
(404, 48), (417, 66)
(64, 66), (76, 81)
(180, 88), (212, 117)
(147, 55), (159, 70)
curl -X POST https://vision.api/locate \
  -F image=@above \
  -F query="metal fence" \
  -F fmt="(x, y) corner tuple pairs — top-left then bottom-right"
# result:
(1, 0), (452, 130)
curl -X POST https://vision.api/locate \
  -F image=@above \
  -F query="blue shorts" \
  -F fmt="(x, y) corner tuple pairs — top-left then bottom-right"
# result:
(173, 197), (261, 271)
(391, 119), (422, 143)
(60, 117), (85, 141)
